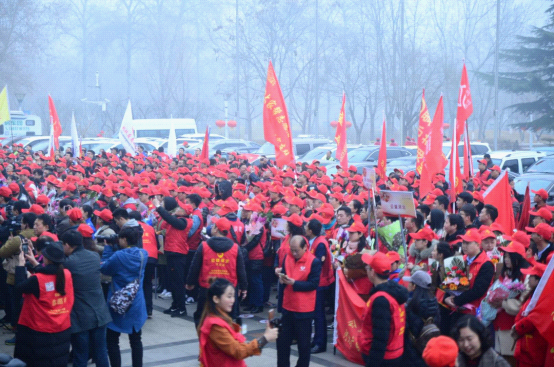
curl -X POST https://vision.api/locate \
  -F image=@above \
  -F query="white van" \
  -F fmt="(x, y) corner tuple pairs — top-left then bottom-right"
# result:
(133, 118), (197, 139)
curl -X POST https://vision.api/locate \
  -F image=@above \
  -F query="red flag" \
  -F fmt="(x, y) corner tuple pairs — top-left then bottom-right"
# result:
(263, 61), (294, 168)
(450, 118), (463, 207)
(516, 183), (530, 231)
(334, 93), (348, 170)
(333, 270), (366, 365)
(420, 96), (447, 198)
(523, 256), (554, 347)
(483, 170), (515, 235)
(416, 89), (432, 175)
(455, 63), (473, 147)
(377, 117), (387, 178)
(200, 126), (210, 161)
(48, 95), (62, 152)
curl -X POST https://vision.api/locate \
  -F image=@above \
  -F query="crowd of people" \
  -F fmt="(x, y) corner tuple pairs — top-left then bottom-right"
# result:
(0, 141), (551, 367)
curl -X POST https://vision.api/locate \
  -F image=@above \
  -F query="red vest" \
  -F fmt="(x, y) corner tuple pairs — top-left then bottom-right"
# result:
(277, 235), (291, 267)
(139, 222), (158, 259)
(19, 270), (74, 333)
(475, 169), (490, 185)
(464, 251), (493, 314)
(358, 291), (405, 359)
(199, 241), (239, 288)
(282, 251), (317, 313)
(199, 315), (246, 367)
(248, 227), (265, 261)
(161, 215), (191, 255)
(189, 208), (204, 251)
(226, 220), (245, 245)
(310, 236), (335, 287)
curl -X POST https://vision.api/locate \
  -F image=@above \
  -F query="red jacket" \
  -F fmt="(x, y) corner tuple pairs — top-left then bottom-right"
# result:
(139, 222), (158, 260)
(514, 297), (548, 366)
(161, 215), (191, 255)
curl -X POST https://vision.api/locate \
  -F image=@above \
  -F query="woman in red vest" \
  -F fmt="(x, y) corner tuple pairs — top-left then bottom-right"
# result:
(15, 241), (74, 367)
(198, 278), (278, 367)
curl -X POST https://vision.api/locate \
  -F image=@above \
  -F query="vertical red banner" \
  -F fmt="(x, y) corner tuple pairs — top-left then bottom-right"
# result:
(416, 90), (432, 175)
(48, 95), (62, 152)
(335, 92), (348, 170)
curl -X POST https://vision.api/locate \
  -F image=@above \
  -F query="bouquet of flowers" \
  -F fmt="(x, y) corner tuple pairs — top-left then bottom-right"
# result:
(480, 278), (526, 326)
(245, 212), (267, 242)
(439, 256), (469, 293)
(487, 248), (502, 265)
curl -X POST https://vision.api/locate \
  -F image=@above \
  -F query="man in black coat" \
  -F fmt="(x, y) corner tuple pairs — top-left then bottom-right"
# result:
(62, 230), (112, 367)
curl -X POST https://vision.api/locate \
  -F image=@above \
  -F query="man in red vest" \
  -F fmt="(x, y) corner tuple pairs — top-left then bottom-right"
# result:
(276, 235), (321, 367)
(358, 252), (408, 367)
(443, 229), (494, 333)
(186, 217), (247, 328)
(305, 218), (334, 354)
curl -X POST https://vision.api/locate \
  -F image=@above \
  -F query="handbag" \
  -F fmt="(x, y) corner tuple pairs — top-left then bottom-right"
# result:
(109, 250), (144, 315)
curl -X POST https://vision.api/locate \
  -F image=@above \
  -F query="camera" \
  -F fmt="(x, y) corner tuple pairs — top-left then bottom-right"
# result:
(269, 317), (282, 329)
(22, 243), (28, 254)
(8, 214), (21, 235)
(96, 234), (119, 245)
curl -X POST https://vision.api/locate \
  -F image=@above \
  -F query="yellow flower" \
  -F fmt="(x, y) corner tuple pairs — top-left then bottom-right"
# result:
(491, 258), (499, 265)
(449, 283), (458, 291)
(459, 277), (469, 286)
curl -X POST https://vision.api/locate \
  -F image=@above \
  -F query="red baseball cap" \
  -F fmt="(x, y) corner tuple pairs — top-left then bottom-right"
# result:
(478, 226), (496, 240)
(521, 261), (547, 277)
(214, 217), (231, 232)
(77, 224), (94, 238)
(217, 201), (239, 216)
(346, 221), (366, 233)
(271, 204), (288, 216)
(478, 159), (487, 165)
(499, 241), (526, 258)
(532, 189), (548, 200)
(409, 227), (436, 242)
(458, 228), (482, 245)
(385, 251), (401, 264)
(67, 208), (83, 222)
(422, 336), (458, 367)
(22, 204), (45, 215)
(502, 230), (530, 249)
(361, 252), (391, 276)
(282, 213), (304, 227)
(36, 195), (49, 205)
(0, 186), (12, 198)
(490, 165), (501, 172)
(529, 207), (553, 222)
(243, 202), (263, 212)
(94, 209), (113, 222)
(526, 223), (553, 241)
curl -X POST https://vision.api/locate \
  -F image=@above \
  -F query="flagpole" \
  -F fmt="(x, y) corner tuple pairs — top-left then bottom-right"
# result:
(399, 215), (408, 265)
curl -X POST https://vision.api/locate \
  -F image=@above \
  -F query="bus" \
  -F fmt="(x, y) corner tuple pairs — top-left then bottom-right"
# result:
(132, 118), (197, 139)
(0, 111), (42, 140)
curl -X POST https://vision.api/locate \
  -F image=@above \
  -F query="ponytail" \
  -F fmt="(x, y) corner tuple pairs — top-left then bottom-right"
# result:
(55, 264), (66, 296)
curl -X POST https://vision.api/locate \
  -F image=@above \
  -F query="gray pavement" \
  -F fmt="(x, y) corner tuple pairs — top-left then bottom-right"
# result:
(0, 294), (360, 367)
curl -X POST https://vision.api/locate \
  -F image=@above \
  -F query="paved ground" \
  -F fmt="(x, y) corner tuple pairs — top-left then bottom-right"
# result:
(0, 293), (361, 367)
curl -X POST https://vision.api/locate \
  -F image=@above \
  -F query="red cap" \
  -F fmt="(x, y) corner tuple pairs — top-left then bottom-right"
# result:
(458, 228), (482, 244)
(490, 222), (506, 235)
(503, 230), (531, 249)
(472, 192), (484, 204)
(348, 165), (357, 173)
(214, 217), (232, 232)
(478, 159), (488, 165)
(67, 208), (83, 222)
(409, 227), (436, 242)
(521, 261), (547, 277)
(0, 186), (12, 198)
(499, 241), (526, 258)
(526, 223), (553, 241)
(346, 221), (366, 233)
(532, 189), (548, 200)
(94, 209), (113, 222)
(478, 226), (496, 240)
(217, 201), (239, 216)
(385, 251), (401, 264)
(529, 207), (553, 222)
(284, 197), (304, 209)
(36, 195), (49, 205)
(271, 204), (288, 216)
(282, 213), (304, 227)
(8, 182), (19, 194)
(422, 336), (458, 367)
(490, 165), (501, 172)
(77, 224), (94, 238)
(22, 204), (45, 215)
(361, 252), (391, 276)
(243, 202), (263, 212)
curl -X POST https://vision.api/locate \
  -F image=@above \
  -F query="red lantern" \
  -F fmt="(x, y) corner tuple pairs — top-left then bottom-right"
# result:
(346, 121), (352, 128)
(330, 121), (338, 128)
(228, 120), (237, 128)
(215, 120), (225, 128)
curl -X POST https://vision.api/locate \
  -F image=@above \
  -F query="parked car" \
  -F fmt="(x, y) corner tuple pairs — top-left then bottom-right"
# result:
(513, 173), (554, 205)
(343, 146), (415, 165)
(77, 138), (119, 154)
(179, 133), (226, 141)
(442, 141), (491, 159)
(297, 144), (364, 164)
(111, 138), (167, 154)
(256, 137), (332, 161)
(525, 155), (554, 174)
(19, 135), (72, 154)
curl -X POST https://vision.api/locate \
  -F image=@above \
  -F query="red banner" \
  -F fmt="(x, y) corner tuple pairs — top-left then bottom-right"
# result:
(377, 117), (387, 178)
(455, 63), (473, 147)
(263, 61), (295, 168)
(420, 96), (447, 198)
(416, 90), (432, 175)
(517, 184), (530, 231)
(524, 256), (554, 347)
(200, 126), (210, 161)
(334, 269), (365, 365)
(48, 95), (62, 152)
(483, 170), (515, 235)
(335, 93), (348, 170)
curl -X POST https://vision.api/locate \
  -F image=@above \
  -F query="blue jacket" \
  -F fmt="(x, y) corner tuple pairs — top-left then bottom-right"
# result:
(101, 245), (148, 334)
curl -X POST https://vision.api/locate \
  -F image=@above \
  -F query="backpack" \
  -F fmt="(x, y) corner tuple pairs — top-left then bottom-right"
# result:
(411, 317), (441, 353)
(230, 225), (249, 266)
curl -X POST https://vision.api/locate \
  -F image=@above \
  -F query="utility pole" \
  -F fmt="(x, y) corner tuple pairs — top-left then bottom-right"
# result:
(493, 0), (500, 150)
(314, 0), (319, 138)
